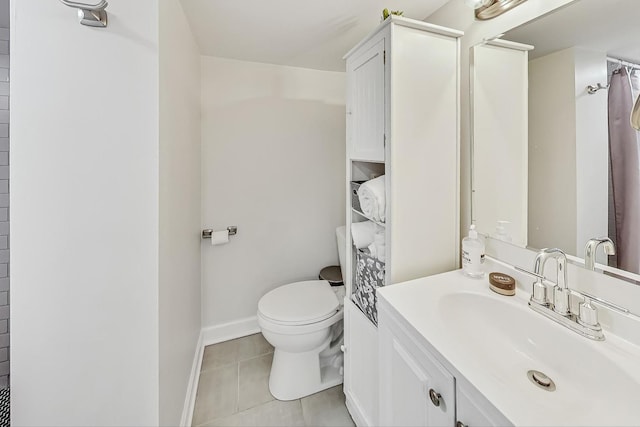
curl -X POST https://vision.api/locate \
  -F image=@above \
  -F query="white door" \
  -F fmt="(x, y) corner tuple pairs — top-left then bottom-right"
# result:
(347, 38), (385, 162)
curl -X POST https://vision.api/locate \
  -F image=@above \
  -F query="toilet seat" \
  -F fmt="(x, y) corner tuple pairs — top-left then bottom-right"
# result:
(258, 280), (339, 326)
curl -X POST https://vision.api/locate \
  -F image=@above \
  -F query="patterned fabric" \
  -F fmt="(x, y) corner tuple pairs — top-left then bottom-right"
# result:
(0, 388), (8, 427)
(352, 250), (385, 325)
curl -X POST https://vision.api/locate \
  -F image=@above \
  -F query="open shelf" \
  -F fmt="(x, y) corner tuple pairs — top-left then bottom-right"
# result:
(351, 161), (386, 182)
(352, 208), (386, 227)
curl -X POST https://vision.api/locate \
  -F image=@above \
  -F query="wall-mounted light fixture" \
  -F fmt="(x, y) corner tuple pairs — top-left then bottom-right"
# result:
(465, 0), (528, 20)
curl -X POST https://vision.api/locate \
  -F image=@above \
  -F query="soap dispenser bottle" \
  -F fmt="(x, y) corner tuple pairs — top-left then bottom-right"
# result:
(462, 224), (485, 278)
(493, 220), (512, 242)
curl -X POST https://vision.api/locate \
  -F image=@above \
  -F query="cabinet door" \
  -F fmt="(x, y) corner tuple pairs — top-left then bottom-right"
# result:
(347, 38), (385, 162)
(379, 322), (455, 427)
(457, 385), (512, 427)
(344, 300), (379, 426)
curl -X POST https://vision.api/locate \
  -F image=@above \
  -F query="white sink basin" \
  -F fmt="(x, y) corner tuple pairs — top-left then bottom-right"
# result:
(440, 291), (640, 424)
(378, 270), (640, 426)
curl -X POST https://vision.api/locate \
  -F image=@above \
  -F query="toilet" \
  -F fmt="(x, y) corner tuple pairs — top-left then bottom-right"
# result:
(257, 226), (347, 401)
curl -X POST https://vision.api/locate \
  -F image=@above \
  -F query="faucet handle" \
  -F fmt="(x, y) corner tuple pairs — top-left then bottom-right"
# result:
(577, 297), (600, 329)
(531, 278), (548, 306)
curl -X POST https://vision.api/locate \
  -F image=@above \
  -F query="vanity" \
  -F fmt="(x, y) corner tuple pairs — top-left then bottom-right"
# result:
(375, 1), (640, 423)
(343, 1), (640, 425)
(377, 259), (640, 426)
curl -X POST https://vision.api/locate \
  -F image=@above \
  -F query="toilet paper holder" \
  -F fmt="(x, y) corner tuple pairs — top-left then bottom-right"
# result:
(202, 226), (237, 240)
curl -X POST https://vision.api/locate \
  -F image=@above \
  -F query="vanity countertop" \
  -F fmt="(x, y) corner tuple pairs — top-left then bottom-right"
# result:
(377, 265), (640, 426)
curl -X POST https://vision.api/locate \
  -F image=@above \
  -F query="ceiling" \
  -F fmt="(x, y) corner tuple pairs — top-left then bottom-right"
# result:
(180, 0), (451, 72)
(503, 0), (640, 63)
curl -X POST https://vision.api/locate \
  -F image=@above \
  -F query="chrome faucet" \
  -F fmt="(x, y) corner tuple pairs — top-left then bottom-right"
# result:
(584, 237), (616, 270)
(526, 248), (604, 341)
(533, 248), (570, 315)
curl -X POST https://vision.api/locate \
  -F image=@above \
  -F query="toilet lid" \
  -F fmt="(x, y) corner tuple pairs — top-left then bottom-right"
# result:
(258, 280), (340, 325)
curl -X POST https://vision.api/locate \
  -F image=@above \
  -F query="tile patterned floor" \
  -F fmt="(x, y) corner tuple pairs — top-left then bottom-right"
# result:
(192, 333), (354, 427)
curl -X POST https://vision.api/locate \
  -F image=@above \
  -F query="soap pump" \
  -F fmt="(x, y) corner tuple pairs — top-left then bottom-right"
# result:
(493, 220), (512, 242)
(462, 224), (485, 278)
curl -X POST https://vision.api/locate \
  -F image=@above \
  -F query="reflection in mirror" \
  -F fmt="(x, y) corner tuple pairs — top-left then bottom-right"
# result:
(468, 0), (529, 21)
(471, 39), (532, 248)
(632, 91), (640, 130)
(471, 0), (640, 278)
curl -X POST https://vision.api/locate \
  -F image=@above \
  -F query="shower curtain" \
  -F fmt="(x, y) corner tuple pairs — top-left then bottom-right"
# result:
(608, 67), (640, 274)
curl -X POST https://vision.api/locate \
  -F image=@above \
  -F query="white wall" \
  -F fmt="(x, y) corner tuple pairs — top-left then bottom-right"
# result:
(158, 0), (201, 425)
(201, 57), (345, 328)
(427, 0), (576, 239)
(11, 1), (161, 425)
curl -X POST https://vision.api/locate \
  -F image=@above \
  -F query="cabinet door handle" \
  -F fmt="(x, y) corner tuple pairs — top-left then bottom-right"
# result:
(428, 388), (442, 407)
(456, 422), (467, 427)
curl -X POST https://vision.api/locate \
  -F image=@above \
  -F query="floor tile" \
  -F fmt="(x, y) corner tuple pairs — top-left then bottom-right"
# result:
(301, 385), (354, 427)
(201, 339), (239, 372)
(204, 399), (305, 427)
(193, 336), (352, 427)
(237, 333), (274, 361)
(238, 353), (275, 411)
(192, 364), (238, 426)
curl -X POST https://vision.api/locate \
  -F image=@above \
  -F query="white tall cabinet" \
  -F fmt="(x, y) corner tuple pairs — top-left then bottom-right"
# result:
(471, 39), (532, 247)
(342, 16), (462, 426)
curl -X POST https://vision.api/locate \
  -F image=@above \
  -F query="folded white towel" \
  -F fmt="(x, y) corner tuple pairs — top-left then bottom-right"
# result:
(357, 175), (386, 222)
(367, 241), (386, 262)
(374, 229), (385, 246)
(351, 221), (377, 249)
(376, 243), (386, 262)
(367, 243), (377, 259)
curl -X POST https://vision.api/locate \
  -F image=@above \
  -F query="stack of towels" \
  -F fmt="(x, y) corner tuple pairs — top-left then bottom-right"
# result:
(357, 175), (385, 223)
(351, 220), (385, 262)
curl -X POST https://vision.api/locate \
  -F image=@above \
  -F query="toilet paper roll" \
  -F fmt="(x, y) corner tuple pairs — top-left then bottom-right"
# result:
(211, 229), (229, 246)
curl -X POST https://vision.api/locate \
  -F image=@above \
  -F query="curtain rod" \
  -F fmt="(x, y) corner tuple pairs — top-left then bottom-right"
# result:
(607, 56), (640, 69)
(588, 57), (640, 94)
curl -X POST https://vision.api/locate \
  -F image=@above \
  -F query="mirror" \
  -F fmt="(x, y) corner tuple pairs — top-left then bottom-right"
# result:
(471, 0), (640, 278)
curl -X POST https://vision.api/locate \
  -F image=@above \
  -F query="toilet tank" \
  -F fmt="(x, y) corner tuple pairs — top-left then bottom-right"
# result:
(336, 226), (347, 281)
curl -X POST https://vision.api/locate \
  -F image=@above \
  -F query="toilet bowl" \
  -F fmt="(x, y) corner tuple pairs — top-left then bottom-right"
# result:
(257, 226), (347, 401)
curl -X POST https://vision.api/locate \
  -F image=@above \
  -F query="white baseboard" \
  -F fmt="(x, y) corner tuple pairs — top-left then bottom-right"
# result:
(180, 331), (204, 427)
(180, 316), (260, 427)
(345, 394), (371, 427)
(180, 316), (261, 426)
(201, 315), (260, 346)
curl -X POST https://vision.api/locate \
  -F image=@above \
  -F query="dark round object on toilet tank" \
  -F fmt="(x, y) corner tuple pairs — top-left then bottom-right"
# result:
(319, 266), (343, 286)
